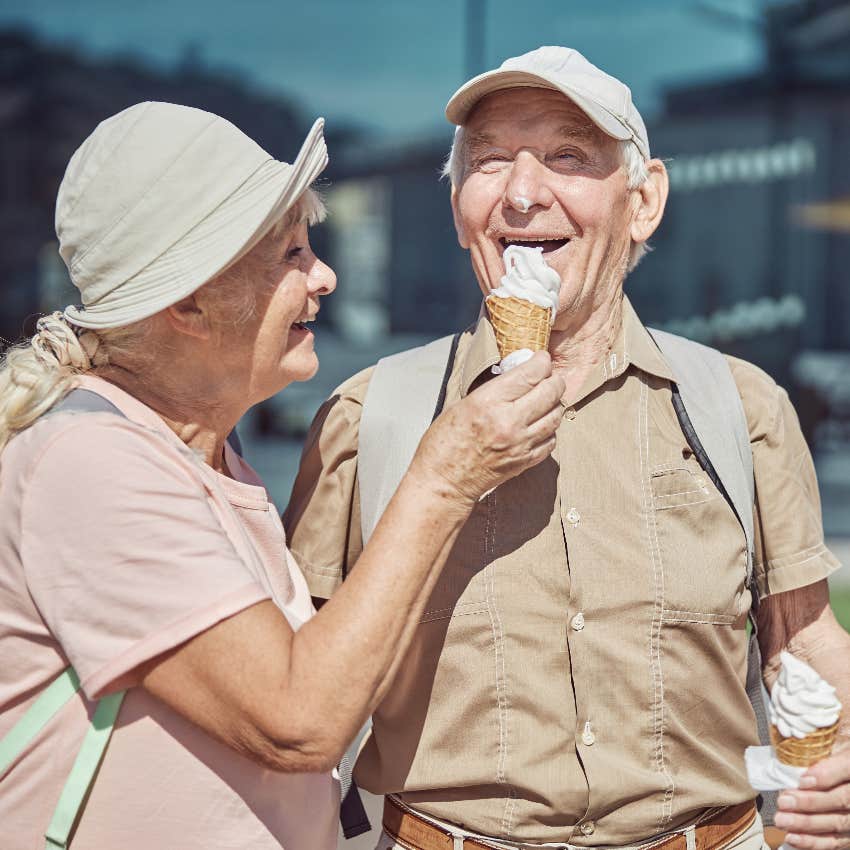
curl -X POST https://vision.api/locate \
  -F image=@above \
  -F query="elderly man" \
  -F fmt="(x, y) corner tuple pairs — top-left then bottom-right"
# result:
(284, 47), (850, 850)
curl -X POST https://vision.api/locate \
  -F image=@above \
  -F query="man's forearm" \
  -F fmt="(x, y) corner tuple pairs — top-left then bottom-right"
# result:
(757, 579), (850, 746)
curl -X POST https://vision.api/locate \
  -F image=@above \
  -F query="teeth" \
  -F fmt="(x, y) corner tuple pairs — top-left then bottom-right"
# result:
(502, 237), (569, 244)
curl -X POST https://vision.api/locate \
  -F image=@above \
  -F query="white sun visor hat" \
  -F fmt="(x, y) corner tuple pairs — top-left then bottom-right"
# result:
(57, 102), (328, 329)
(445, 46), (650, 160)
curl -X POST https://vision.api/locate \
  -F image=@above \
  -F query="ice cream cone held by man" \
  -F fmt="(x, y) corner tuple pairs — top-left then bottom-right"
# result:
(486, 244), (561, 371)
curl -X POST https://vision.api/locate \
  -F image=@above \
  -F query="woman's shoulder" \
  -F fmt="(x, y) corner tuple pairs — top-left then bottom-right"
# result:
(5, 408), (203, 496)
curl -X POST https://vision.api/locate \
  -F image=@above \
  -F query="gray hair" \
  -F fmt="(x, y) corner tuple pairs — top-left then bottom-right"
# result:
(0, 188), (326, 452)
(441, 127), (650, 271)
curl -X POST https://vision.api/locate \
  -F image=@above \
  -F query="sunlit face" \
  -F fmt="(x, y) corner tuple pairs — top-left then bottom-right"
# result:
(230, 220), (336, 404)
(452, 88), (640, 333)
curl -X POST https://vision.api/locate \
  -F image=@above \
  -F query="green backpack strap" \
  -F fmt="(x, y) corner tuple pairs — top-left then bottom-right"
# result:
(44, 688), (125, 849)
(0, 668), (82, 778)
(0, 667), (124, 849)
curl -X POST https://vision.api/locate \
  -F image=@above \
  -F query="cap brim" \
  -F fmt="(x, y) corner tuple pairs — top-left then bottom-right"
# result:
(66, 118), (328, 330)
(446, 70), (640, 152)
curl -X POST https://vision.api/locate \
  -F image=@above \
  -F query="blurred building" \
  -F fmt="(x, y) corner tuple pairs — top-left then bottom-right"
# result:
(0, 29), (319, 347)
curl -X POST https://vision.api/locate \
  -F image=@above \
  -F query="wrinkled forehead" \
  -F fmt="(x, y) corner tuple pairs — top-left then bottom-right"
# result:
(464, 87), (608, 149)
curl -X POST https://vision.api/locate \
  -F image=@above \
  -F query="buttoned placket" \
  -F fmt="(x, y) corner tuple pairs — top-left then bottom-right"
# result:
(556, 407), (599, 842)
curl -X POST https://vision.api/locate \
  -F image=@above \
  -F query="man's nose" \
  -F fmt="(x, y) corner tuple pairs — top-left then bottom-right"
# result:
(503, 151), (556, 214)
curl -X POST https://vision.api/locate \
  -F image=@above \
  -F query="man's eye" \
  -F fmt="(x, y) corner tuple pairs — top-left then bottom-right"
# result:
(475, 154), (510, 168)
(286, 246), (303, 261)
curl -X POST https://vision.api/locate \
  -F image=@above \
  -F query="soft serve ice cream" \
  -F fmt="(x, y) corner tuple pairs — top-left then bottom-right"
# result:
(487, 245), (562, 372)
(769, 650), (841, 765)
(746, 650), (842, 797)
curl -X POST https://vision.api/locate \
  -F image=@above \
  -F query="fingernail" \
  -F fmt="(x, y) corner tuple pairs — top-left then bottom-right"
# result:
(785, 835), (801, 845)
(800, 775), (818, 788)
(777, 794), (796, 811)
(774, 813), (792, 828)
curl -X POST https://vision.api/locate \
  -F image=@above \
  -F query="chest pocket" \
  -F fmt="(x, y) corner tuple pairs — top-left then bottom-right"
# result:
(651, 458), (749, 622)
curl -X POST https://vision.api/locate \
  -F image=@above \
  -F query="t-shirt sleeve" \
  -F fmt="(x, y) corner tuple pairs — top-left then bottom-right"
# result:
(727, 356), (841, 598)
(21, 418), (271, 699)
(282, 368), (371, 600)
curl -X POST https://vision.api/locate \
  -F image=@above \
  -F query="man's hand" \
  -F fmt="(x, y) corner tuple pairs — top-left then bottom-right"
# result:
(758, 580), (850, 850)
(774, 753), (850, 850)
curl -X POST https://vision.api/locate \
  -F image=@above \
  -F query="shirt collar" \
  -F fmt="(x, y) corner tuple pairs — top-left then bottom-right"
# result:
(458, 296), (675, 399)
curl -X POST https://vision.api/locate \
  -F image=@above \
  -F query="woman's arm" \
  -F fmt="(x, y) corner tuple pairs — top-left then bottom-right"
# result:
(141, 352), (564, 772)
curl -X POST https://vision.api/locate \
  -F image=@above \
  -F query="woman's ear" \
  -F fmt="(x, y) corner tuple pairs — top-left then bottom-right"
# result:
(163, 293), (211, 341)
(630, 158), (669, 246)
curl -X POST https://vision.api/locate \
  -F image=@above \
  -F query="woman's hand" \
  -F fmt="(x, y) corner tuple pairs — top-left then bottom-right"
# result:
(410, 351), (565, 508)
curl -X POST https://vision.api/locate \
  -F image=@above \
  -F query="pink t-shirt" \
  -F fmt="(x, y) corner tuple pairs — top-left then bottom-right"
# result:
(0, 375), (339, 849)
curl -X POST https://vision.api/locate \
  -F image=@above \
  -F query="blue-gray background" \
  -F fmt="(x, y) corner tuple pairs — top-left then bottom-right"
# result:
(1, 0), (847, 546)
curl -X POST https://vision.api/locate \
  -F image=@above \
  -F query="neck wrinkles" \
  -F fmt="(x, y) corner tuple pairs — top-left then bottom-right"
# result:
(549, 289), (625, 405)
(91, 364), (241, 475)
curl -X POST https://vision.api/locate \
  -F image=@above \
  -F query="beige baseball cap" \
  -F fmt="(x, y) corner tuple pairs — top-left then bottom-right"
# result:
(57, 102), (328, 330)
(445, 45), (650, 160)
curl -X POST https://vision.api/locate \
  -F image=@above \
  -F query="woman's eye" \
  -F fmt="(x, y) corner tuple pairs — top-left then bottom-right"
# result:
(285, 246), (303, 262)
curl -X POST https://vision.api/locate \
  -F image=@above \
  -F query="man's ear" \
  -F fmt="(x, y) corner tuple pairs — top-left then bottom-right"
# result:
(163, 293), (211, 340)
(630, 159), (669, 246)
(450, 184), (470, 250)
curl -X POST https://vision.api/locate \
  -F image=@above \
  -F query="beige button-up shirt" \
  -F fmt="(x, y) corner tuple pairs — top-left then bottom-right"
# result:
(284, 299), (840, 845)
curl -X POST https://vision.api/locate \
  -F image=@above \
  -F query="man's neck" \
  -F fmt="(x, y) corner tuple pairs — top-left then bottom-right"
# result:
(549, 293), (625, 405)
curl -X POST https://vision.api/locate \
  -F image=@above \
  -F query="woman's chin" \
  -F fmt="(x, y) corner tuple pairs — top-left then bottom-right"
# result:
(284, 354), (320, 384)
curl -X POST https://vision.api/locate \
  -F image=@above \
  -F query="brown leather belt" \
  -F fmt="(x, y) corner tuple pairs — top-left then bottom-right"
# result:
(383, 796), (757, 850)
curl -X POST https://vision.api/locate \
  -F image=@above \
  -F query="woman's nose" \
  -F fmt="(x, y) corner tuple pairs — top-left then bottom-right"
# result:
(309, 257), (337, 296)
(503, 152), (556, 214)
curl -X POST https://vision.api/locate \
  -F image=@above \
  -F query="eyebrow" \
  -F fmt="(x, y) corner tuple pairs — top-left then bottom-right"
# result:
(465, 122), (601, 156)
(556, 122), (601, 142)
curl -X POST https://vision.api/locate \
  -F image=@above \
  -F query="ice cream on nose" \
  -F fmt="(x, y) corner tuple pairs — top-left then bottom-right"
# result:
(487, 245), (561, 372)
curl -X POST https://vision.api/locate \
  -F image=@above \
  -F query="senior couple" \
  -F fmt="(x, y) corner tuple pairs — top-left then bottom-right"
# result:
(0, 44), (847, 850)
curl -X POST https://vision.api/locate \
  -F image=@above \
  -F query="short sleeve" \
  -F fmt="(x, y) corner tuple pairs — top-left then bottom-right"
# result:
(21, 418), (271, 699)
(282, 368), (371, 600)
(727, 356), (841, 598)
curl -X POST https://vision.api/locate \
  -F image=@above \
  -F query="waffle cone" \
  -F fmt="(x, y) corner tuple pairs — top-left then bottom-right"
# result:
(486, 295), (552, 360)
(770, 719), (840, 767)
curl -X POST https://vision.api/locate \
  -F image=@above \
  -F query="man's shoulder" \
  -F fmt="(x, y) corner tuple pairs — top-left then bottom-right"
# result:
(330, 332), (465, 411)
(722, 354), (788, 445)
(331, 364), (375, 409)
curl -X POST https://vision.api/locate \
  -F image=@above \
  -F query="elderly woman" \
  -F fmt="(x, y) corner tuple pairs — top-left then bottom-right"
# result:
(0, 103), (564, 849)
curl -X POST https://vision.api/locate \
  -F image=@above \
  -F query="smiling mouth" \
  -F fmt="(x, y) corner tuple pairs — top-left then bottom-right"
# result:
(499, 236), (570, 255)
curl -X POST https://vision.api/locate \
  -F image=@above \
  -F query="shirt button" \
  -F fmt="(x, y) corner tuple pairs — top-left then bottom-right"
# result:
(564, 407), (576, 421)
(566, 507), (580, 526)
(571, 612), (585, 631)
(581, 721), (596, 746)
(580, 821), (595, 836)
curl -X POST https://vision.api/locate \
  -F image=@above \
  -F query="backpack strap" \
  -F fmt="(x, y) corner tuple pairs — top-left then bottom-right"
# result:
(51, 388), (243, 456)
(0, 668), (83, 780)
(44, 688), (125, 849)
(648, 330), (755, 584)
(0, 667), (125, 850)
(649, 329), (776, 823)
(358, 333), (460, 545)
